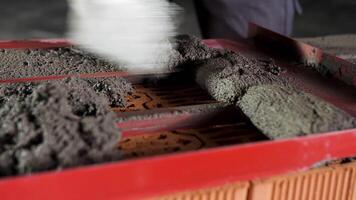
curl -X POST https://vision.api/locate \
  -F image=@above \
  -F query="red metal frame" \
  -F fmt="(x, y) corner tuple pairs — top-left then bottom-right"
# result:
(0, 71), (131, 84)
(0, 39), (70, 49)
(1, 128), (356, 199)
(118, 113), (200, 137)
(0, 27), (355, 199)
(117, 103), (230, 137)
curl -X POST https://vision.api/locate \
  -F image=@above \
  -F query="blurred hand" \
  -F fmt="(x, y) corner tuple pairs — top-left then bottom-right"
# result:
(68, 0), (179, 72)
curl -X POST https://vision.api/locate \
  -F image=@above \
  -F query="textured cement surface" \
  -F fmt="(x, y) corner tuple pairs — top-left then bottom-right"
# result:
(0, 47), (124, 79)
(195, 55), (285, 103)
(239, 85), (356, 139)
(174, 36), (356, 139)
(0, 77), (133, 176)
(0, 34), (355, 177)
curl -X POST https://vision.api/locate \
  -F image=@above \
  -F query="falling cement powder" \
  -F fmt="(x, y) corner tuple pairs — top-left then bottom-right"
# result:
(0, 47), (124, 79)
(0, 77), (132, 176)
(173, 35), (356, 138)
(238, 85), (356, 139)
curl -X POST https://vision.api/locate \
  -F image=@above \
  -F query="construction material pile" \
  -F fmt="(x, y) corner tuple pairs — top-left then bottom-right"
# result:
(0, 77), (132, 176)
(172, 35), (356, 139)
(0, 36), (355, 177)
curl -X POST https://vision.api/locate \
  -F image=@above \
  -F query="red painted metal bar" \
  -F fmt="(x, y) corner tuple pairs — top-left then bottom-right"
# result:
(118, 104), (229, 138)
(0, 72), (130, 84)
(0, 71), (178, 84)
(0, 39), (71, 49)
(118, 113), (197, 137)
(0, 129), (356, 200)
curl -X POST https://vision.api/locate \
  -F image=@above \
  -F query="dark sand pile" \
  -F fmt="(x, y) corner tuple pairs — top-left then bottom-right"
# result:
(173, 35), (356, 138)
(239, 85), (356, 139)
(0, 77), (132, 176)
(0, 47), (124, 79)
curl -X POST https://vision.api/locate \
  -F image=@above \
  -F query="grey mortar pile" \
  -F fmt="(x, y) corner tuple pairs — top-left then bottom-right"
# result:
(239, 85), (356, 139)
(0, 47), (124, 79)
(172, 35), (356, 139)
(0, 77), (133, 177)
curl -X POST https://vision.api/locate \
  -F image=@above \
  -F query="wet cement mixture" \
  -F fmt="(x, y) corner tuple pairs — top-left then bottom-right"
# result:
(172, 35), (286, 103)
(0, 77), (133, 176)
(195, 56), (285, 103)
(0, 35), (355, 177)
(239, 85), (356, 139)
(173, 35), (356, 139)
(0, 47), (124, 79)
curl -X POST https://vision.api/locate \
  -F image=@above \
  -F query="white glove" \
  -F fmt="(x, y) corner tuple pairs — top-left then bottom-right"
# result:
(67, 0), (179, 72)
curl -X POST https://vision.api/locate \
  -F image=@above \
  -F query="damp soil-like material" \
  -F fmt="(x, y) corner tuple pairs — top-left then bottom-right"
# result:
(168, 35), (226, 71)
(173, 35), (223, 62)
(173, 35), (356, 138)
(172, 35), (286, 103)
(238, 85), (356, 139)
(195, 55), (285, 103)
(0, 47), (124, 79)
(85, 77), (133, 108)
(0, 77), (133, 176)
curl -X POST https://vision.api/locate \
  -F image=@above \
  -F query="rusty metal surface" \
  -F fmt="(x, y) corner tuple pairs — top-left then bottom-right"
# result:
(117, 98), (266, 159)
(115, 83), (217, 112)
(119, 122), (267, 159)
